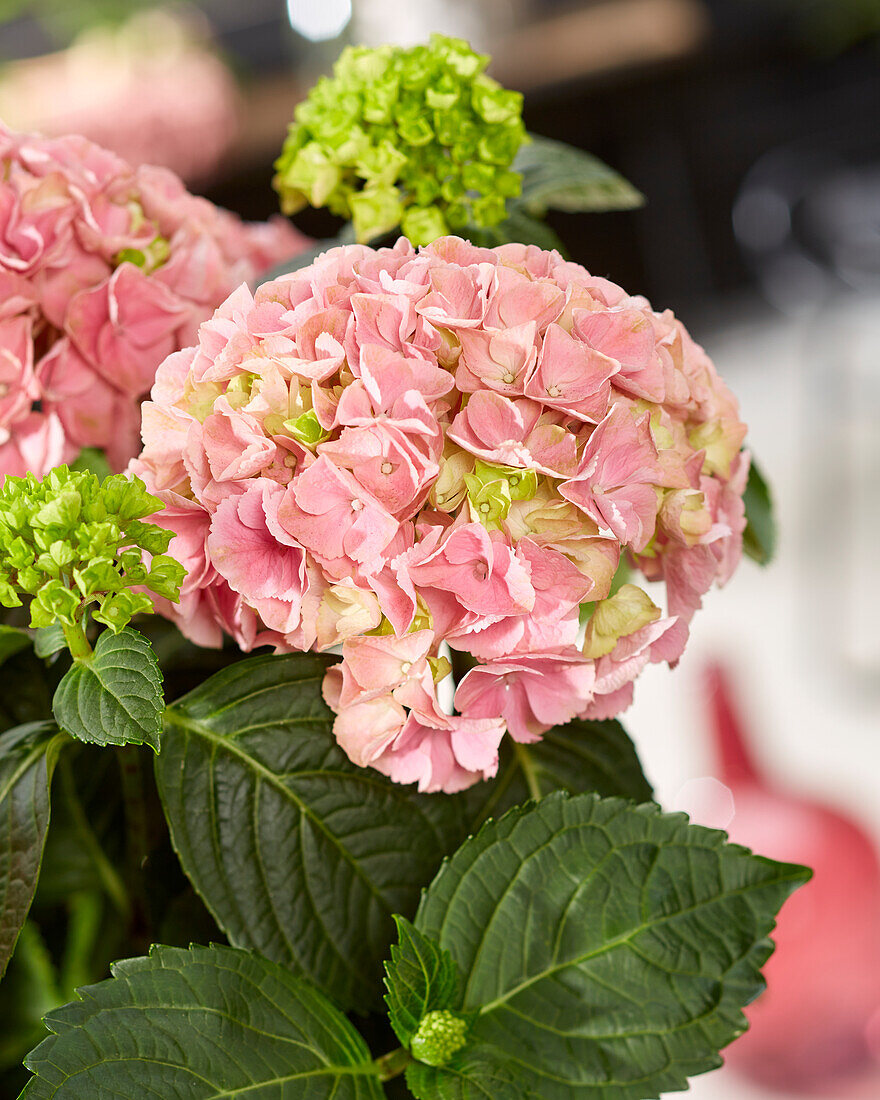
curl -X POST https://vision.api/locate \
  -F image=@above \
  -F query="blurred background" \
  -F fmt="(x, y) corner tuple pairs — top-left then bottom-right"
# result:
(2, 0), (880, 1096)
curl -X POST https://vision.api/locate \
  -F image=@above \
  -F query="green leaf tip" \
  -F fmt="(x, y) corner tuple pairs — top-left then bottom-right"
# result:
(743, 455), (776, 565)
(411, 1010), (471, 1067)
(514, 134), (645, 216)
(385, 915), (461, 1047)
(274, 34), (527, 245)
(0, 465), (186, 636)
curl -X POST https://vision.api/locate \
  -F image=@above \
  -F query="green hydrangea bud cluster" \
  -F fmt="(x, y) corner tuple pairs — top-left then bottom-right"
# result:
(409, 1010), (470, 1067)
(114, 201), (171, 272)
(273, 34), (527, 246)
(0, 467), (185, 635)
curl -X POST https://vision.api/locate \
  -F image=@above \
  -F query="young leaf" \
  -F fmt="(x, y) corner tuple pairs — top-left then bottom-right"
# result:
(385, 916), (461, 1047)
(33, 624), (66, 660)
(52, 627), (163, 751)
(513, 135), (644, 216)
(461, 717), (653, 830)
(158, 652), (467, 1012)
(0, 722), (67, 979)
(412, 793), (810, 1100)
(0, 625), (29, 667)
(743, 457), (776, 565)
(21, 943), (384, 1099)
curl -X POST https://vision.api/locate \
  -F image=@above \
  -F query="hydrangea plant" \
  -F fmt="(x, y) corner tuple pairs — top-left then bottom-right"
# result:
(0, 34), (798, 1100)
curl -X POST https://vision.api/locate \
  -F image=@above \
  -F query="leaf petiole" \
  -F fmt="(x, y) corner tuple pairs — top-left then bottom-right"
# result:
(374, 1046), (412, 1081)
(513, 741), (542, 802)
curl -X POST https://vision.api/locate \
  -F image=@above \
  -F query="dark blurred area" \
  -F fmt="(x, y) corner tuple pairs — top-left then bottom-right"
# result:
(1, 0), (878, 315)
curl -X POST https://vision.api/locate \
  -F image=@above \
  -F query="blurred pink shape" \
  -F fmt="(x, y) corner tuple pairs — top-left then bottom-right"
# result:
(697, 663), (880, 1095)
(0, 9), (240, 183)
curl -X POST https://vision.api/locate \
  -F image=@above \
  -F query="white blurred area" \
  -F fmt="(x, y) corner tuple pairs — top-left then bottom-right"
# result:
(627, 296), (880, 1099)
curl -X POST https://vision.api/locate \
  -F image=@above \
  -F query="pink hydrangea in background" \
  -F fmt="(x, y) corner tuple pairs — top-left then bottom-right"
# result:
(0, 10), (242, 186)
(133, 236), (749, 793)
(0, 122), (309, 479)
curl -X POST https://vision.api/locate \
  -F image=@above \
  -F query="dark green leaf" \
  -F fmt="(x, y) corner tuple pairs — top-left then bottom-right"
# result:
(414, 793), (810, 1100)
(158, 653), (466, 1011)
(33, 625), (65, 661)
(52, 627), (163, 750)
(743, 457), (776, 565)
(0, 722), (67, 979)
(35, 749), (126, 910)
(21, 943), (384, 1099)
(70, 447), (112, 480)
(0, 650), (52, 733)
(0, 626), (29, 667)
(465, 210), (569, 254)
(385, 916), (461, 1047)
(513, 135), (644, 216)
(461, 718), (653, 831)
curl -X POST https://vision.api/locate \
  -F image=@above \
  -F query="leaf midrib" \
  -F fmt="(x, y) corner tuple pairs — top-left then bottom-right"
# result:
(471, 861), (804, 1018)
(48, 1054), (379, 1100)
(0, 739), (53, 807)
(163, 710), (391, 911)
(77, 638), (161, 730)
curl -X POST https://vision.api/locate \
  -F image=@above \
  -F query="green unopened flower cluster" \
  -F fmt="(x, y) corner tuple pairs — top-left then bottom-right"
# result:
(273, 34), (526, 246)
(0, 467), (185, 634)
(410, 1010), (470, 1067)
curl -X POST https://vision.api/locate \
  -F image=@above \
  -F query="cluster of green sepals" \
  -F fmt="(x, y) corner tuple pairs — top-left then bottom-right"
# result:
(0, 466), (184, 636)
(112, 199), (171, 273)
(465, 458), (539, 529)
(273, 34), (527, 246)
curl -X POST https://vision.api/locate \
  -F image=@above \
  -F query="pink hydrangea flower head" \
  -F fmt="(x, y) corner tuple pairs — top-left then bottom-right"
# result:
(135, 235), (749, 792)
(0, 122), (310, 481)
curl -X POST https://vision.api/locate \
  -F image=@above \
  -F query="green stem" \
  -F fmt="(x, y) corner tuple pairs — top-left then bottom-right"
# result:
(59, 757), (130, 920)
(375, 1046), (412, 1082)
(12, 921), (62, 1014)
(61, 617), (92, 662)
(513, 742), (542, 802)
(60, 890), (103, 997)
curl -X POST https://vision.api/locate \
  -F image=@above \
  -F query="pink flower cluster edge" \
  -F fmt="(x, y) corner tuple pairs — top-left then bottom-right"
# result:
(0, 122), (309, 478)
(133, 235), (749, 793)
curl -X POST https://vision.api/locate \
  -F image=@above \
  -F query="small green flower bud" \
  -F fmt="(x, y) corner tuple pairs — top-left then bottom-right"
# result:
(93, 590), (154, 633)
(0, 579), (21, 608)
(410, 1010), (470, 1067)
(147, 555), (187, 601)
(472, 460), (538, 503)
(283, 410), (331, 449)
(465, 474), (512, 529)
